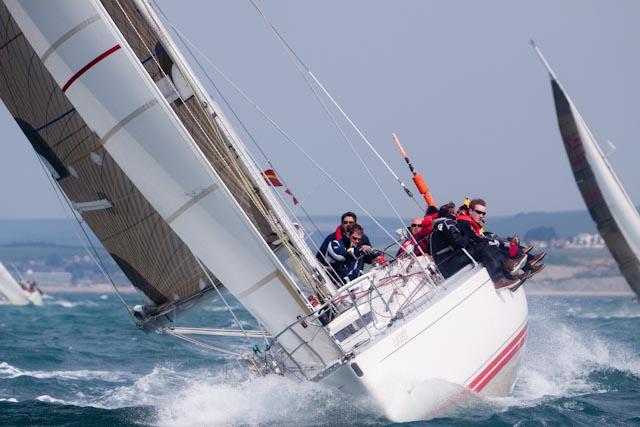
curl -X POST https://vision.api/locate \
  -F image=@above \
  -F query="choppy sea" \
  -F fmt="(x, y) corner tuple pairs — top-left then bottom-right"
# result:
(1, 292), (639, 426)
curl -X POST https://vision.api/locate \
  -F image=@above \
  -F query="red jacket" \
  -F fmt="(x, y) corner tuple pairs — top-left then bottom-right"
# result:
(456, 214), (483, 237)
(397, 213), (438, 256)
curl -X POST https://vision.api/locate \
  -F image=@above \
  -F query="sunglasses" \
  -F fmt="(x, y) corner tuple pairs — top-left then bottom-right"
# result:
(473, 209), (486, 216)
(410, 223), (422, 227)
(350, 236), (362, 242)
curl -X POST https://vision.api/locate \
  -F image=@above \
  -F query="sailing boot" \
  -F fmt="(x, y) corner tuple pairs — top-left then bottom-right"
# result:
(503, 254), (527, 276)
(527, 252), (547, 266)
(525, 263), (545, 278)
(494, 272), (526, 291)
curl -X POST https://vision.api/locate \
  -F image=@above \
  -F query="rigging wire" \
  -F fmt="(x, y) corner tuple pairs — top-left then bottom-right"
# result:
(247, 0), (424, 214)
(144, 0), (369, 288)
(143, 10), (404, 250)
(195, 257), (256, 349)
(115, 0), (327, 299)
(33, 155), (135, 320)
(147, 0), (348, 286)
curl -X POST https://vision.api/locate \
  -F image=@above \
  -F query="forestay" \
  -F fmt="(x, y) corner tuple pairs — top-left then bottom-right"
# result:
(3, 0), (342, 374)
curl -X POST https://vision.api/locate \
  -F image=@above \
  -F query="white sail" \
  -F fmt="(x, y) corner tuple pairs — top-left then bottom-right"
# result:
(535, 45), (640, 296)
(0, 262), (29, 305)
(4, 0), (341, 373)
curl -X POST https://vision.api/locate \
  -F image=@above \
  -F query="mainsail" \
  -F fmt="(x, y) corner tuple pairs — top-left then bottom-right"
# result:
(1, 0), (341, 375)
(0, 262), (29, 305)
(535, 46), (640, 298)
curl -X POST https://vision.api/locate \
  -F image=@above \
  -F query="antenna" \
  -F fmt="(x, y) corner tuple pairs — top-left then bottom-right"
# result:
(530, 39), (559, 81)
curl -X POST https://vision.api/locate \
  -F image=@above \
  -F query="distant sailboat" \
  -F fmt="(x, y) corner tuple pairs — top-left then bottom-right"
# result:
(534, 43), (640, 298)
(0, 261), (42, 305)
(0, 1), (528, 421)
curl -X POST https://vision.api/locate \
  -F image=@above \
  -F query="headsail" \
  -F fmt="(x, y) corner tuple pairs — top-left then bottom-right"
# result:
(0, 1), (218, 314)
(534, 45), (640, 297)
(1, 0), (342, 375)
(0, 262), (29, 305)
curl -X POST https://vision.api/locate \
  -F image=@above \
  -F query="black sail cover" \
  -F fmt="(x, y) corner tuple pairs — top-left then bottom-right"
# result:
(0, 1), (248, 316)
(551, 79), (640, 297)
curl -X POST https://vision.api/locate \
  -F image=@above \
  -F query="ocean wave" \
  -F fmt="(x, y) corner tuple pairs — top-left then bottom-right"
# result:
(507, 312), (640, 407)
(0, 361), (134, 382)
(47, 299), (99, 308)
(36, 395), (67, 404)
(82, 364), (381, 425)
(152, 370), (382, 427)
(0, 398), (18, 403)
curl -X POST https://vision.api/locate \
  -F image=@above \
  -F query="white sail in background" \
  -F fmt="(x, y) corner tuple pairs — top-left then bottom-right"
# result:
(535, 45), (640, 297)
(0, 262), (29, 305)
(4, 0), (340, 372)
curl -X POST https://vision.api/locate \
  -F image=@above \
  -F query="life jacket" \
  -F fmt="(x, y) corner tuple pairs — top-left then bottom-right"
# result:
(334, 225), (343, 241)
(456, 214), (483, 237)
(396, 213), (438, 257)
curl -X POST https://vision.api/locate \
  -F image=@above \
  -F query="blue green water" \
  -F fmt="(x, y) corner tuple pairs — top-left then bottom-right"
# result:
(1, 293), (639, 426)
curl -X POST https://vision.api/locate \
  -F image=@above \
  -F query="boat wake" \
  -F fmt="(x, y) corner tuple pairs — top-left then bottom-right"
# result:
(462, 300), (640, 422)
(92, 365), (381, 426)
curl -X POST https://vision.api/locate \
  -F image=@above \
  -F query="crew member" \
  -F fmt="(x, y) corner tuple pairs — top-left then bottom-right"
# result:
(324, 223), (368, 286)
(316, 211), (376, 265)
(430, 202), (521, 289)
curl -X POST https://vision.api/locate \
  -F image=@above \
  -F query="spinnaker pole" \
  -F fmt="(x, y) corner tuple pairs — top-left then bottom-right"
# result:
(392, 133), (435, 207)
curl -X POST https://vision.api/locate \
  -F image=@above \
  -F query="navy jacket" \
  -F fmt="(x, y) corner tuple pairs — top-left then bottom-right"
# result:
(323, 237), (365, 284)
(316, 229), (374, 265)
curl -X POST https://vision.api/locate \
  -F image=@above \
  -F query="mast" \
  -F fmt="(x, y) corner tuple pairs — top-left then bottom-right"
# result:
(129, 0), (335, 298)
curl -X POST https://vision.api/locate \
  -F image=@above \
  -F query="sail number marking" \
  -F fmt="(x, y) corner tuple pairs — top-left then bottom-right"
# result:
(392, 329), (408, 348)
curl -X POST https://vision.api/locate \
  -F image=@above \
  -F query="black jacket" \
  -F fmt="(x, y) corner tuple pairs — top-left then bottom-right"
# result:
(430, 216), (473, 278)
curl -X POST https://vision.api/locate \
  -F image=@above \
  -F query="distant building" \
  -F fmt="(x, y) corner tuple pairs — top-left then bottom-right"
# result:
(567, 233), (605, 248)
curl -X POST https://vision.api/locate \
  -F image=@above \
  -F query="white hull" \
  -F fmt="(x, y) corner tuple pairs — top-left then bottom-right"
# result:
(25, 291), (44, 306)
(317, 265), (527, 422)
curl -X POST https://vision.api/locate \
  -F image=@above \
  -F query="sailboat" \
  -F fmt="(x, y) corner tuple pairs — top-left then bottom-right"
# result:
(534, 43), (640, 299)
(0, 1), (527, 421)
(0, 261), (42, 305)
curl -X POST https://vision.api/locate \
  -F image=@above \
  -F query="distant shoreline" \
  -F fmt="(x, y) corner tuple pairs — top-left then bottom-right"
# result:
(41, 284), (137, 294)
(39, 285), (636, 298)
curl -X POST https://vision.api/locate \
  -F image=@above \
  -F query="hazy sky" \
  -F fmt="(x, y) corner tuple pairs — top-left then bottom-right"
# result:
(0, 0), (638, 222)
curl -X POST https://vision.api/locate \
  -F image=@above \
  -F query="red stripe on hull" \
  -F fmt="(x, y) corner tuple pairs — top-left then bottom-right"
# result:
(62, 44), (121, 92)
(421, 323), (528, 420)
(468, 323), (528, 392)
